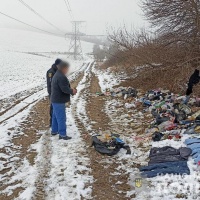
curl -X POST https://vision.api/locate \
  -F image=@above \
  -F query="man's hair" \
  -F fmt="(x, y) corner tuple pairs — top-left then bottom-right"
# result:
(58, 61), (70, 69)
(55, 58), (62, 66)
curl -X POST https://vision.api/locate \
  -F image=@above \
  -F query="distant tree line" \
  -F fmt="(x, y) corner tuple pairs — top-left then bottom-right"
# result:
(106, 0), (200, 68)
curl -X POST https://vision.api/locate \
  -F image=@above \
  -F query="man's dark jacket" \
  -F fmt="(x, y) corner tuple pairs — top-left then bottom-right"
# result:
(46, 64), (57, 96)
(51, 70), (73, 103)
(186, 69), (200, 95)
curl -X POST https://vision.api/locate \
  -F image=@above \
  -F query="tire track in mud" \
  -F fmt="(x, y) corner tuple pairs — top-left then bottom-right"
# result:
(0, 86), (44, 115)
(71, 63), (131, 199)
(0, 97), (50, 200)
(0, 100), (38, 125)
(87, 74), (133, 199)
(71, 69), (111, 199)
(32, 67), (88, 200)
(33, 131), (52, 200)
(0, 65), (89, 200)
(0, 89), (45, 125)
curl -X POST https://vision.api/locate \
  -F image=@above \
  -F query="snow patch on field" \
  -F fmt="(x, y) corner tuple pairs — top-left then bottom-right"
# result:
(92, 65), (121, 92)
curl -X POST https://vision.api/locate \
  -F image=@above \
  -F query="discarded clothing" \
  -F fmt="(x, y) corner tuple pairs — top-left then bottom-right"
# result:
(103, 87), (138, 98)
(156, 115), (170, 125)
(185, 138), (200, 164)
(191, 148), (200, 156)
(195, 115), (200, 125)
(184, 125), (197, 134)
(140, 161), (190, 178)
(149, 146), (191, 164)
(194, 155), (200, 164)
(174, 103), (191, 115)
(91, 135), (131, 156)
(140, 146), (191, 177)
(187, 143), (200, 150)
(152, 132), (164, 142)
(185, 138), (200, 145)
(158, 121), (177, 132)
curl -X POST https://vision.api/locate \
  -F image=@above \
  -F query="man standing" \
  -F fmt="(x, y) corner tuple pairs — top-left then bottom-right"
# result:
(51, 61), (77, 140)
(184, 69), (200, 104)
(46, 58), (62, 126)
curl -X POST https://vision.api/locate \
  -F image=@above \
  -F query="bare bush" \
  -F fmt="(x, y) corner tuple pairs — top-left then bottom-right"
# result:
(142, 0), (200, 62)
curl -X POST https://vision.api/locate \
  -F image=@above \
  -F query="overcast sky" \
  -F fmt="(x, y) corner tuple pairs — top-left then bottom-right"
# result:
(0, 0), (147, 36)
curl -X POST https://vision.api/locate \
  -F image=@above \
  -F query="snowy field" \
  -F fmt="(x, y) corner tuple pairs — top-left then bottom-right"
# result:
(0, 27), (93, 100)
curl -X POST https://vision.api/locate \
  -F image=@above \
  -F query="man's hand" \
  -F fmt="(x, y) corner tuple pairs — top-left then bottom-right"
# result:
(72, 88), (77, 95)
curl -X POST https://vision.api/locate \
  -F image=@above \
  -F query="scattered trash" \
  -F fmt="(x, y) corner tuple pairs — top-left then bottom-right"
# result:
(95, 85), (200, 178)
(91, 132), (131, 156)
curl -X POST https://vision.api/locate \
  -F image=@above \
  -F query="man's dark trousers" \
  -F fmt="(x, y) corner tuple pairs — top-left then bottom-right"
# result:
(51, 103), (67, 136)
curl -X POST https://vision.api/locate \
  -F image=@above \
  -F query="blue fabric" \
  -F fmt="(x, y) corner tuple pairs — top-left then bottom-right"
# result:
(140, 161), (190, 178)
(192, 148), (200, 155)
(52, 103), (67, 137)
(141, 168), (190, 178)
(185, 138), (200, 145)
(185, 138), (200, 164)
(192, 153), (200, 159)
(140, 161), (188, 171)
(187, 143), (200, 150)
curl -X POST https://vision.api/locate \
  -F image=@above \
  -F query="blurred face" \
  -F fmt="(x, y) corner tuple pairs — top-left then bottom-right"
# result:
(62, 67), (69, 75)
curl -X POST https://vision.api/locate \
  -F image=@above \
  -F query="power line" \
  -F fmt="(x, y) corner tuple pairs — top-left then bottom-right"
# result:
(18, 0), (66, 33)
(0, 11), (64, 37)
(63, 0), (74, 20)
(68, 21), (85, 60)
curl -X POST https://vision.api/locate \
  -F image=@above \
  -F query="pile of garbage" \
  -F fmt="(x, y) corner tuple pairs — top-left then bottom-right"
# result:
(96, 87), (138, 99)
(140, 89), (200, 142)
(93, 86), (200, 174)
(138, 89), (200, 177)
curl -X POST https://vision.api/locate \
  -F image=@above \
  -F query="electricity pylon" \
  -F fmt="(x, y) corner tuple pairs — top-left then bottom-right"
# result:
(67, 21), (85, 60)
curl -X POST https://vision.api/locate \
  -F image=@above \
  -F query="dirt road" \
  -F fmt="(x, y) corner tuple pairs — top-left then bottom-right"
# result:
(0, 62), (136, 200)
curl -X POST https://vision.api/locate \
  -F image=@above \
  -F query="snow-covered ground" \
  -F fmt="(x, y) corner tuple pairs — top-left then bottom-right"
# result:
(0, 27), (93, 100)
(0, 28), (94, 199)
(0, 62), (94, 200)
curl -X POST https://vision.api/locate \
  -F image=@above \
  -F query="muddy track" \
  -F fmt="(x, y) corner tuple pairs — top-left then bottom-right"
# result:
(0, 100), (38, 125)
(32, 71), (86, 200)
(0, 68), (86, 200)
(0, 97), (50, 200)
(0, 91), (40, 117)
(0, 89), (46, 125)
(33, 131), (52, 200)
(71, 65), (130, 199)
